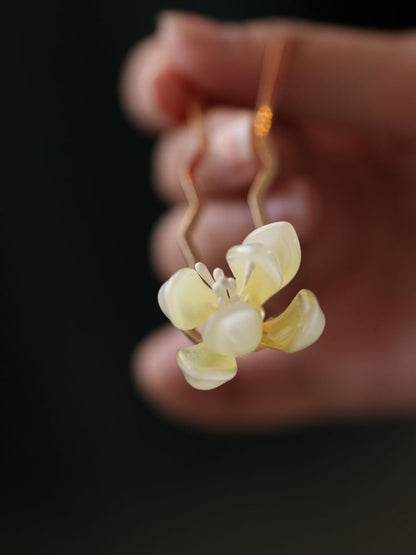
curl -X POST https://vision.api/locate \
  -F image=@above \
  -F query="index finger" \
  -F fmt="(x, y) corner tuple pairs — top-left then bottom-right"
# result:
(120, 13), (416, 137)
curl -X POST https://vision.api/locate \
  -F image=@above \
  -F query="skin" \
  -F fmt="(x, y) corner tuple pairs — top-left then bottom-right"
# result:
(120, 12), (416, 431)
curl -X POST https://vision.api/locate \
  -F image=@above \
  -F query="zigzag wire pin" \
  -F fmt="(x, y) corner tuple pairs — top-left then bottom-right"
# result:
(157, 39), (325, 390)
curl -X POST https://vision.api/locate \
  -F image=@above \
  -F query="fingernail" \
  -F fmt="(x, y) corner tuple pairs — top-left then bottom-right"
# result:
(211, 113), (254, 167)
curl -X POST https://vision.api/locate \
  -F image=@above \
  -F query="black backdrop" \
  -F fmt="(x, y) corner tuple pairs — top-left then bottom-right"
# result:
(2, 2), (416, 554)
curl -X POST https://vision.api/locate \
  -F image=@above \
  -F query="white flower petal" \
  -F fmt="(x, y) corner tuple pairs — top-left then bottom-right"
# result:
(158, 268), (217, 330)
(243, 221), (301, 289)
(203, 301), (263, 356)
(176, 343), (237, 390)
(261, 289), (325, 352)
(226, 243), (282, 307)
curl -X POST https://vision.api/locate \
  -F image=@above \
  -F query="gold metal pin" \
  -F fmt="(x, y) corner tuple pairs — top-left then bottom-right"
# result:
(177, 38), (292, 267)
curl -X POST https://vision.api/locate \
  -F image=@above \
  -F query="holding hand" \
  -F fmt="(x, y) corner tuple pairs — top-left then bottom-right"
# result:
(121, 13), (416, 430)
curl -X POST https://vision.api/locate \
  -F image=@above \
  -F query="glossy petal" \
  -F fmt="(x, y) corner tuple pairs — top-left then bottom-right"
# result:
(203, 301), (263, 356)
(243, 221), (301, 290)
(261, 289), (325, 352)
(226, 243), (282, 307)
(176, 343), (237, 390)
(158, 268), (217, 330)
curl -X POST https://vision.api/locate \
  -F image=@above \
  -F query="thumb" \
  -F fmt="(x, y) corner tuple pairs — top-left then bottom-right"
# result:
(123, 12), (416, 137)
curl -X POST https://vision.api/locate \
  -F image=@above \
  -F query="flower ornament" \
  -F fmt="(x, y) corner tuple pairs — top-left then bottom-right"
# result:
(158, 222), (325, 390)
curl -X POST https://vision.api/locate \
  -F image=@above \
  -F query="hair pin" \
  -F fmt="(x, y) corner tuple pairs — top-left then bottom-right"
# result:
(157, 39), (325, 390)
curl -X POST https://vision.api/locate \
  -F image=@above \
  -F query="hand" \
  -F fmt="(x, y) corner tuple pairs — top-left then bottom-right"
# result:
(120, 12), (416, 430)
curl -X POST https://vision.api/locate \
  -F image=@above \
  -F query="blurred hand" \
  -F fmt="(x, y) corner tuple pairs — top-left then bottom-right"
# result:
(120, 12), (416, 430)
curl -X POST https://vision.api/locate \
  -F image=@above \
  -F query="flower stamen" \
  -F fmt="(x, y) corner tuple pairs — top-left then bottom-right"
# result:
(195, 262), (215, 287)
(226, 277), (238, 301)
(213, 268), (224, 282)
(209, 268), (239, 305)
(212, 279), (228, 305)
(196, 261), (256, 306)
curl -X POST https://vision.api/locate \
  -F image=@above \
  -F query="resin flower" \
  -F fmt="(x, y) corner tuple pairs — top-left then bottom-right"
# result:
(158, 222), (325, 390)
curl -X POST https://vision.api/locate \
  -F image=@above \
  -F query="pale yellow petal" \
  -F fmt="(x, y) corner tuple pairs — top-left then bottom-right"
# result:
(261, 289), (325, 352)
(243, 221), (301, 289)
(203, 301), (263, 356)
(158, 268), (217, 330)
(226, 243), (282, 307)
(176, 343), (237, 390)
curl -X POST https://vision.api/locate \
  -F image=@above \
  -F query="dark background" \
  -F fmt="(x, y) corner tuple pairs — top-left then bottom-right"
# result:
(2, 1), (416, 554)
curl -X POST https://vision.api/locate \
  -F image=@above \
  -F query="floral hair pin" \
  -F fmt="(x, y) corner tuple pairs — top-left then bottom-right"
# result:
(157, 40), (325, 390)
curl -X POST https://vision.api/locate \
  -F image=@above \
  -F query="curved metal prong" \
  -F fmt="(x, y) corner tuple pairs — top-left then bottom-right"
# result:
(177, 100), (206, 268)
(248, 39), (292, 228)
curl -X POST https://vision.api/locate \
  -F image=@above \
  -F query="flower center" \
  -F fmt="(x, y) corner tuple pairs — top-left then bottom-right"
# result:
(195, 261), (255, 306)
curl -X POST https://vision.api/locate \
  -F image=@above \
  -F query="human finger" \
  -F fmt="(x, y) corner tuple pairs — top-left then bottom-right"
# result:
(133, 323), (416, 431)
(133, 325), (327, 430)
(150, 187), (319, 279)
(121, 12), (416, 137)
(153, 108), (257, 202)
(152, 108), (309, 203)
(120, 36), (196, 130)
